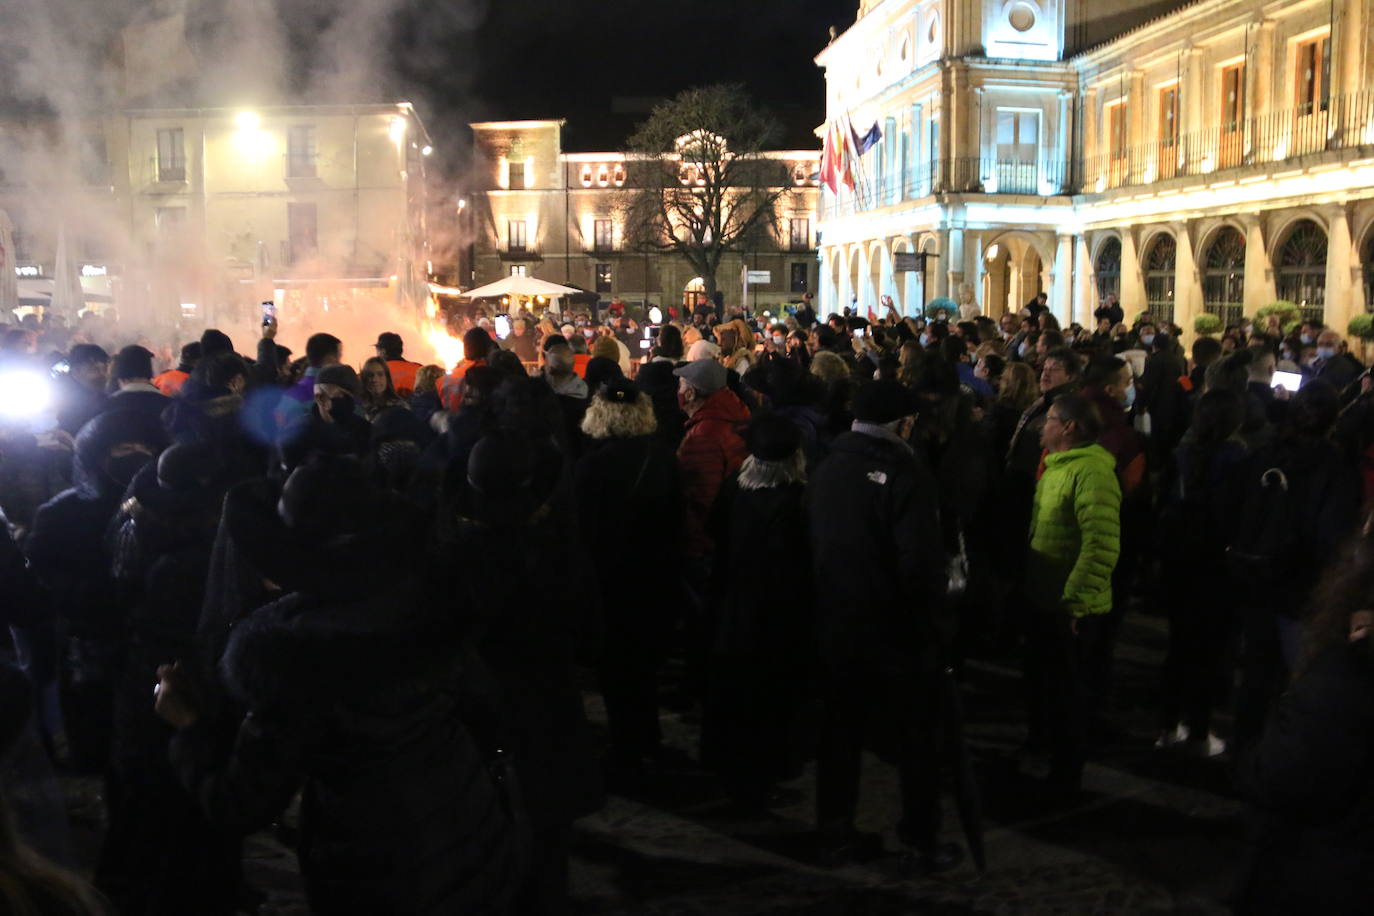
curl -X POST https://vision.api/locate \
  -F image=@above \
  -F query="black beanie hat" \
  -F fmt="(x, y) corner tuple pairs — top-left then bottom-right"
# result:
(113, 345), (155, 381)
(599, 376), (640, 404)
(200, 328), (234, 356)
(316, 364), (362, 397)
(852, 379), (914, 424)
(745, 412), (802, 462)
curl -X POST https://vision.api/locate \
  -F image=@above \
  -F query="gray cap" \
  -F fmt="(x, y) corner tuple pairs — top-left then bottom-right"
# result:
(673, 358), (727, 395)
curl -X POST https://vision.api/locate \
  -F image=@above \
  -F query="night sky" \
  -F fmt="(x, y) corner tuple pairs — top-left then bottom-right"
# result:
(409, 0), (856, 156)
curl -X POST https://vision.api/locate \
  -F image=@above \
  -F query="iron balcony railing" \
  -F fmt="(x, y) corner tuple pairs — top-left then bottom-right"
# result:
(820, 91), (1374, 220)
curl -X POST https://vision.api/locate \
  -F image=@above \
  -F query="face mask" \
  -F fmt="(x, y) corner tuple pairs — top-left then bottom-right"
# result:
(1018, 342), (1031, 357)
(1302, 354), (1319, 368)
(1300, 333), (1314, 345)
(1281, 349), (1294, 362)
(108, 453), (152, 487)
(1141, 334), (1155, 346)
(1122, 383), (1136, 409)
(329, 395), (355, 422)
(772, 335), (784, 346)
(1316, 346), (1336, 361)
(919, 333), (930, 347)
(583, 329), (595, 339)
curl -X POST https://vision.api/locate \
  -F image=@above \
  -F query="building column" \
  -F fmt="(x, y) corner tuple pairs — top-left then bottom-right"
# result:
(1241, 213), (1276, 314)
(1337, 1), (1364, 143)
(944, 227), (964, 302)
(1083, 87), (1099, 177)
(878, 244), (895, 307)
(1326, 204), (1355, 332)
(1056, 91), (1072, 193)
(1126, 69), (1145, 183)
(1052, 233), (1073, 324)
(1252, 20), (1276, 118)
(1120, 226), (1147, 317)
(1173, 221), (1201, 339)
(1074, 234), (1095, 326)
(1183, 47), (1204, 171)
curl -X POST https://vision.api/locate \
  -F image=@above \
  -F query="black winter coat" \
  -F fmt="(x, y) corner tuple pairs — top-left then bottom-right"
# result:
(1236, 642), (1374, 914)
(575, 434), (684, 647)
(446, 520), (604, 831)
(701, 476), (814, 783)
(172, 577), (520, 916)
(808, 430), (947, 672)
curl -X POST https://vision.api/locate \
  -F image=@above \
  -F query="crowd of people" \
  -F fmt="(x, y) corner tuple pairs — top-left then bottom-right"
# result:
(0, 290), (1372, 914)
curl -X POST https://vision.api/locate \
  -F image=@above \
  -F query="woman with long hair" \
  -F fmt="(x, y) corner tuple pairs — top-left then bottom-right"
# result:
(359, 357), (407, 421)
(1234, 520), (1374, 913)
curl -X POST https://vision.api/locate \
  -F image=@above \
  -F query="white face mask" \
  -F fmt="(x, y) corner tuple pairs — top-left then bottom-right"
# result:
(772, 335), (784, 346)
(1141, 333), (1155, 346)
(1122, 382), (1136, 409)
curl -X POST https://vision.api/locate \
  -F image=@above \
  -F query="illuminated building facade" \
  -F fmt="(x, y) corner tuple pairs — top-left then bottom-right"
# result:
(817, 0), (1374, 335)
(468, 120), (821, 315)
(0, 103), (433, 324)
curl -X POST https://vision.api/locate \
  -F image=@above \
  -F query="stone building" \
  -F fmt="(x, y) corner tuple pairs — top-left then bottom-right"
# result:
(467, 120), (821, 316)
(816, 0), (1374, 335)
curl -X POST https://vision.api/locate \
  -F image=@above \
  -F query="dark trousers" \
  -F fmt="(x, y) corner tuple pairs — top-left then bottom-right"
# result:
(815, 663), (941, 853)
(1159, 595), (1233, 738)
(1234, 602), (1291, 757)
(1025, 607), (1102, 785)
(599, 652), (662, 759)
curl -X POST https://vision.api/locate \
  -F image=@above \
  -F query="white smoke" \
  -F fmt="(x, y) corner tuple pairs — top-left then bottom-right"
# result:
(0, 0), (484, 368)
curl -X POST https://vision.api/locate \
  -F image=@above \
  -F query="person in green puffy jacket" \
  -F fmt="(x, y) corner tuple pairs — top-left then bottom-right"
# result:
(1023, 393), (1122, 796)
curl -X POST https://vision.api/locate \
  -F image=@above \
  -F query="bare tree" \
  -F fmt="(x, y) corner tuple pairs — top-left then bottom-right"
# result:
(621, 84), (793, 310)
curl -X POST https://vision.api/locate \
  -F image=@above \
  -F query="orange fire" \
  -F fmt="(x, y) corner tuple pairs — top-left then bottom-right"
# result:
(423, 320), (464, 370)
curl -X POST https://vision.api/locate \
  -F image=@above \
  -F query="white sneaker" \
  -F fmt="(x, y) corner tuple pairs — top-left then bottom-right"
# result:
(1195, 732), (1227, 758)
(1154, 723), (1189, 749)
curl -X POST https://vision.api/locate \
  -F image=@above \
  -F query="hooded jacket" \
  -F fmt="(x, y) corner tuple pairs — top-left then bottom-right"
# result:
(808, 429), (947, 671)
(1026, 443), (1121, 617)
(173, 568), (520, 915)
(677, 387), (750, 557)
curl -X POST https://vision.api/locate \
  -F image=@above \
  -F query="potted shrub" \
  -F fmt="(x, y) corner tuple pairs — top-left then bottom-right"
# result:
(1348, 313), (1374, 362)
(1193, 313), (1223, 336)
(1255, 301), (1301, 335)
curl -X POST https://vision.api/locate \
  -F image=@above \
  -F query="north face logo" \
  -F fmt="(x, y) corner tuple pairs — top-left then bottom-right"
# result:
(866, 470), (888, 485)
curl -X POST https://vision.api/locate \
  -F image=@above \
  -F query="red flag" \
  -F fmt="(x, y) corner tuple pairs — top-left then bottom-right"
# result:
(821, 121), (841, 193)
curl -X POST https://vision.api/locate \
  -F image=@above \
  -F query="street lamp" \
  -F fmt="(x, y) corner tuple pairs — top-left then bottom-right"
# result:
(235, 111), (261, 131)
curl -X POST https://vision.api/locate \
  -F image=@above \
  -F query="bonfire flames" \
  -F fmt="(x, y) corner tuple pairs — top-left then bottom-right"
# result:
(421, 296), (464, 369)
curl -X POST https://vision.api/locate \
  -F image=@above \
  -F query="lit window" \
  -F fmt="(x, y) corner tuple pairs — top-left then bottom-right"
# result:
(595, 263), (612, 294)
(508, 220), (527, 252)
(511, 265), (527, 277)
(612, 164), (626, 186)
(157, 128), (185, 181)
(594, 219), (613, 252)
(580, 165), (593, 187)
(1295, 36), (1330, 116)
(287, 125), (317, 178)
(789, 218), (810, 251)
(508, 161), (526, 190)
(596, 165), (609, 186)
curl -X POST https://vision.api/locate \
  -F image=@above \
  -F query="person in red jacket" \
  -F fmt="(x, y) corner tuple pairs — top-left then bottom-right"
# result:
(375, 332), (424, 399)
(674, 358), (749, 559)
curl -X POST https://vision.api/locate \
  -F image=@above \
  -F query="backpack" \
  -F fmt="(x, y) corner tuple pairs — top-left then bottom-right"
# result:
(1225, 461), (1302, 586)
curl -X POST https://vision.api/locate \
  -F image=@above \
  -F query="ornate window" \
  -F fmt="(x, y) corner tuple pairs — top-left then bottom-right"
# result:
(612, 164), (626, 186)
(1143, 234), (1177, 328)
(580, 165), (593, 187)
(1275, 219), (1328, 323)
(1094, 237), (1121, 303)
(1202, 226), (1245, 327)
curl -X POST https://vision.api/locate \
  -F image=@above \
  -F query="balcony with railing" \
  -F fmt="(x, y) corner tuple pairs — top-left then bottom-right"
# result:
(819, 92), (1374, 222)
(1082, 91), (1374, 193)
(821, 157), (1074, 219)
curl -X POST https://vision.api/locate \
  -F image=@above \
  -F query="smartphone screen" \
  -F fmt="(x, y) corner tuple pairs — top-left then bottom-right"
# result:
(494, 315), (511, 339)
(854, 327), (866, 338)
(261, 301), (276, 326)
(1272, 370), (1302, 392)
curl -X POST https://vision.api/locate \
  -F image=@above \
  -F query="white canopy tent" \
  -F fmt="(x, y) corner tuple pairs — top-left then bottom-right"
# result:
(460, 275), (581, 313)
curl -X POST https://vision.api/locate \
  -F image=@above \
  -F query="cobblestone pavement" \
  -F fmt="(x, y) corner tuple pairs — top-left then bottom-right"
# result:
(62, 611), (1249, 915)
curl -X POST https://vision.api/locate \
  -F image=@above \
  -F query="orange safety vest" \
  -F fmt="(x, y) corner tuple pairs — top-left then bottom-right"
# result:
(386, 359), (423, 398)
(441, 359), (485, 412)
(153, 369), (189, 397)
